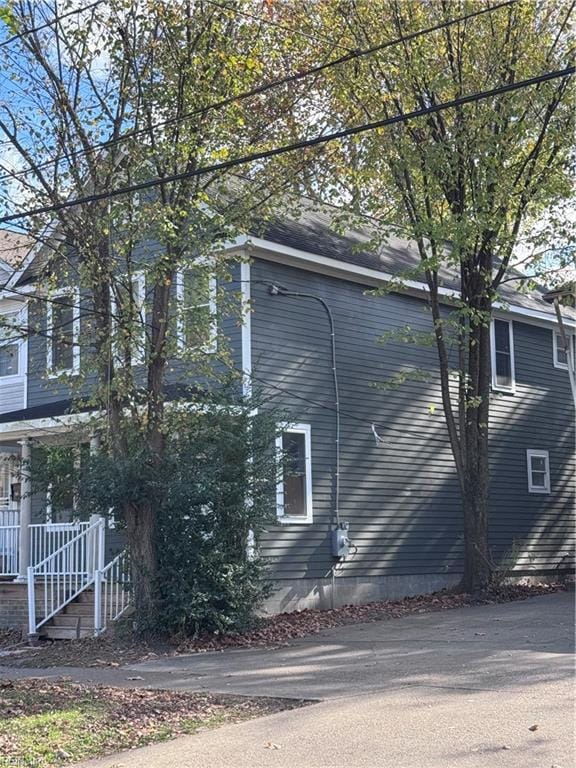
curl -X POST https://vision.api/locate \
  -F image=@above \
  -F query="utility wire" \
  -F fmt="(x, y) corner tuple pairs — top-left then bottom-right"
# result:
(1, 63), (572, 226)
(0, 0), (106, 48)
(0, 0), (516, 186)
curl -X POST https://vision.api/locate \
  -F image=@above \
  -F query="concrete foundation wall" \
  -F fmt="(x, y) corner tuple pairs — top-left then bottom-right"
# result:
(262, 573), (461, 614)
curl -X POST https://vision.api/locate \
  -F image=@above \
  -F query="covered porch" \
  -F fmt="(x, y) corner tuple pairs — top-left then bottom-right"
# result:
(0, 413), (129, 638)
(0, 415), (101, 582)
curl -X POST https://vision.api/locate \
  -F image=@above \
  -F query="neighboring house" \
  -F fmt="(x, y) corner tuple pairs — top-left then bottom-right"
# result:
(0, 231), (32, 417)
(0, 206), (574, 637)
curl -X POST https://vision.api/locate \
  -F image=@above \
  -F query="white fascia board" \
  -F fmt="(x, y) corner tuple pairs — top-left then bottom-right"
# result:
(222, 235), (574, 330)
(0, 411), (97, 439)
(0, 400), (252, 440)
(223, 235), (458, 298)
(491, 303), (575, 329)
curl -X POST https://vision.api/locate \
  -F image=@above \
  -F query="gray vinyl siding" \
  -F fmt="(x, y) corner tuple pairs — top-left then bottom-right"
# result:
(0, 377), (26, 414)
(489, 322), (575, 572)
(251, 259), (575, 581)
(25, 263), (243, 409)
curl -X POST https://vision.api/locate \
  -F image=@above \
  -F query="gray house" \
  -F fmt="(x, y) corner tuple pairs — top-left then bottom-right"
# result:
(0, 207), (574, 636)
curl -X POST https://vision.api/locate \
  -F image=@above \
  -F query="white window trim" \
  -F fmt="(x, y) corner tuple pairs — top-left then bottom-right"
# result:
(490, 318), (516, 393)
(526, 449), (550, 494)
(46, 288), (80, 377)
(276, 422), (313, 525)
(0, 305), (27, 383)
(110, 271), (146, 366)
(175, 270), (218, 354)
(552, 330), (575, 371)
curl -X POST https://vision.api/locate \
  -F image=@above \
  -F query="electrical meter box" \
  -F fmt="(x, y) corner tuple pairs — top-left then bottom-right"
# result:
(332, 521), (351, 558)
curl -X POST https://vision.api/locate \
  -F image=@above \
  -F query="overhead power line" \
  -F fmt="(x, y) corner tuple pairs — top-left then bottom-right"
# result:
(0, 0), (106, 48)
(0, 64), (572, 226)
(0, 0), (516, 186)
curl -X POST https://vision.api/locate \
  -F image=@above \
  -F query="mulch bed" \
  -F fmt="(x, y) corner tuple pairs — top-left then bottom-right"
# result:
(0, 678), (307, 766)
(0, 582), (565, 669)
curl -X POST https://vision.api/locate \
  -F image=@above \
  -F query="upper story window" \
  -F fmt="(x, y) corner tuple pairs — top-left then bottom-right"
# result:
(111, 271), (146, 365)
(526, 450), (550, 494)
(276, 423), (313, 524)
(553, 331), (575, 370)
(47, 290), (80, 376)
(176, 270), (217, 353)
(0, 311), (21, 378)
(490, 319), (515, 393)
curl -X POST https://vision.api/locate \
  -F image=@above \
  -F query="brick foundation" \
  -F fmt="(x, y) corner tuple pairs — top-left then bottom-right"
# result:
(0, 581), (28, 632)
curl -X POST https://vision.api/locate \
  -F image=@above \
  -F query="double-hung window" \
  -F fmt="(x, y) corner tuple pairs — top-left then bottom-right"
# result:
(553, 331), (575, 370)
(176, 270), (217, 353)
(491, 319), (515, 392)
(47, 290), (80, 376)
(276, 423), (313, 524)
(111, 271), (146, 365)
(526, 450), (550, 494)
(0, 311), (22, 378)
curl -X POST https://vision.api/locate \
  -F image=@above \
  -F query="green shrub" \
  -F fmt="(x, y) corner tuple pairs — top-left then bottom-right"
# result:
(30, 389), (280, 637)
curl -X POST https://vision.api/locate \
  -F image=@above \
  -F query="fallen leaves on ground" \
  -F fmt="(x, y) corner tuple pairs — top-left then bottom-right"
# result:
(0, 678), (307, 767)
(0, 582), (565, 668)
(1, 632), (167, 669)
(0, 629), (23, 651)
(175, 582), (565, 654)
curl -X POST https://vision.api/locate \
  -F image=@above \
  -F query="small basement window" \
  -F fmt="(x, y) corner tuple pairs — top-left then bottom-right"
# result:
(491, 319), (515, 392)
(553, 331), (575, 370)
(526, 450), (550, 494)
(276, 424), (313, 524)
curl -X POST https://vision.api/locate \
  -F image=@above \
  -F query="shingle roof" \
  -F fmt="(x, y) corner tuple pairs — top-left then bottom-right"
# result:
(9, 198), (573, 320)
(258, 201), (575, 320)
(0, 229), (33, 270)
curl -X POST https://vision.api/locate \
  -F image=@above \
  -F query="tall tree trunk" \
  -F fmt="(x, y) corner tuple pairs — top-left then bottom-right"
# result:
(461, 440), (491, 591)
(124, 501), (158, 628)
(460, 283), (493, 592)
(91, 231), (161, 624)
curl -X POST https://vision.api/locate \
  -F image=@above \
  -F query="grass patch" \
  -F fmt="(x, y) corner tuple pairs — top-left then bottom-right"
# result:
(0, 679), (307, 766)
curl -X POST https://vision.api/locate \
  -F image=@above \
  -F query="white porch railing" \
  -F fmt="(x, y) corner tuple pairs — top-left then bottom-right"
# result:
(30, 522), (91, 573)
(94, 550), (131, 635)
(27, 518), (105, 635)
(0, 518), (91, 577)
(0, 510), (19, 576)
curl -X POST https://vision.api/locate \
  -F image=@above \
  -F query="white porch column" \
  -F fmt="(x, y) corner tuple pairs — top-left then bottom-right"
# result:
(15, 437), (32, 582)
(89, 432), (101, 456)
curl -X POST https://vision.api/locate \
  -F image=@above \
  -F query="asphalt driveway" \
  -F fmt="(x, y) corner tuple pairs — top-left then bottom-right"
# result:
(65, 591), (575, 768)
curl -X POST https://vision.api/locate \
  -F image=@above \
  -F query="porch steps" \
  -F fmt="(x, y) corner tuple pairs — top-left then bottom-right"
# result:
(39, 589), (98, 640)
